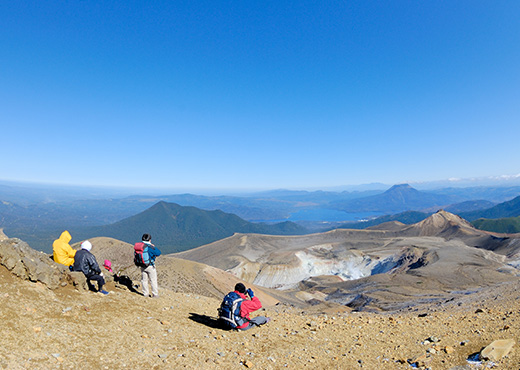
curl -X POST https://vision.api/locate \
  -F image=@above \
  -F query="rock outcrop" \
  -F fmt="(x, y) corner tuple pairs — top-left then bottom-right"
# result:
(0, 236), (78, 289)
(0, 229), (8, 242)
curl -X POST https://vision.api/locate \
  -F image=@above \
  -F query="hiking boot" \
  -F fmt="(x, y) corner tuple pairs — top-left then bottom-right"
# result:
(99, 290), (109, 295)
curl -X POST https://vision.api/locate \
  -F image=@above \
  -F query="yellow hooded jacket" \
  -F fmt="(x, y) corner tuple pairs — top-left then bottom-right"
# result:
(53, 230), (76, 266)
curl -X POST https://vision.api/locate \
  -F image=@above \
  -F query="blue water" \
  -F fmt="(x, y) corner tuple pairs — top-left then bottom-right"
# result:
(287, 209), (382, 222)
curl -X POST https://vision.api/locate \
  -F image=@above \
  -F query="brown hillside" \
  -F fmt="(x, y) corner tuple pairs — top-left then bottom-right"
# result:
(175, 213), (520, 312)
(79, 237), (281, 306)
(1, 245), (520, 369)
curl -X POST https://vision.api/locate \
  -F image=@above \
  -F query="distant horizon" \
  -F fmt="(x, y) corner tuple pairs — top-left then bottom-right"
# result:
(2, 172), (520, 196)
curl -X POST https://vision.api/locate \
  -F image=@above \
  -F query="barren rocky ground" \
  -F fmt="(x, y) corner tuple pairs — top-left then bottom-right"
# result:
(1, 263), (519, 369)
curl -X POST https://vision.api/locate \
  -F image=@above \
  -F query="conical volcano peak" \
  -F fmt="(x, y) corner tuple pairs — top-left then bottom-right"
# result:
(413, 209), (476, 237)
(429, 209), (472, 226)
(385, 184), (415, 192)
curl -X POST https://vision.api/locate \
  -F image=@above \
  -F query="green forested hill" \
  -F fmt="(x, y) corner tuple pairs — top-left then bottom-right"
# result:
(472, 216), (520, 234)
(75, 201), (307, 254)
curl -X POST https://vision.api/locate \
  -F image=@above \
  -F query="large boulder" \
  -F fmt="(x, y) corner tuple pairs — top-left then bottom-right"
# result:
(480, 339), (515, 361)
(0, 237), (69, 289)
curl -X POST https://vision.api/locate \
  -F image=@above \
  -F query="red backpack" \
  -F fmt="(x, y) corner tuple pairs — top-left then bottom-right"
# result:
(133, 242), (151, 268)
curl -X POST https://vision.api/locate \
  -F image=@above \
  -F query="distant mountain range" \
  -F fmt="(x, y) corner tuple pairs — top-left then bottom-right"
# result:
(2, 181), (520, 252)
(331, 184), (464, 214)
(464, 195), (520, 233)
(73, 201), (307, 254)
(460, 195), (520, 221)
(336, 194), (520, 232)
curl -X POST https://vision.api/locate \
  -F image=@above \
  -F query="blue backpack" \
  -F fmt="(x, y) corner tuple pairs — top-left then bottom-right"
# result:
(218, 292), (246, 329)
(134, 242), (151, 268)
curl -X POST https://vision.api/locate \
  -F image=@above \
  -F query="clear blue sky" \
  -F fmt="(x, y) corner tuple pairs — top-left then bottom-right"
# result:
(1, 1), (519, 191)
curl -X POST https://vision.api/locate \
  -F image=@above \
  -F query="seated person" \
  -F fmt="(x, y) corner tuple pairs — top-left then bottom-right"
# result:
(53, 230), (76, 267)
(234, 283), (270, 330)
(73, 240), (109, 295)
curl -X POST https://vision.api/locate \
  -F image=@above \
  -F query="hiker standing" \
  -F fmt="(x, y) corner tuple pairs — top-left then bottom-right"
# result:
(136, 233), (161, 298)
(232, 283), (269, 330)
(73, 240), (109, 295)
(52, 230), (76, 267)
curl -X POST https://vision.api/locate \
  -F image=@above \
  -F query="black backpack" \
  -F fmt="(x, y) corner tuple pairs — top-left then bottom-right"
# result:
(218, 292), (246, 329)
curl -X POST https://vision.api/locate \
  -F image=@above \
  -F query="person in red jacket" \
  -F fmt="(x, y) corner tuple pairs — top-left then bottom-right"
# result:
(234, 283), (270, 330)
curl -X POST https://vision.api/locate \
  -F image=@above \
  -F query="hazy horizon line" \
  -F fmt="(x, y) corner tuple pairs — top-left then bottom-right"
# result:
(1, 173), (520, 196)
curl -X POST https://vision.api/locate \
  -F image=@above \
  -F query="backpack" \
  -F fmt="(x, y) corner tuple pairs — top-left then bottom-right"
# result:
(134, 242), (151, 268)
(218, 291), (246, 329)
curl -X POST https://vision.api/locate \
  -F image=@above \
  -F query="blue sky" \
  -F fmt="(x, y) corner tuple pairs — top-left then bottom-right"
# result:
(1, 1), (519, 191)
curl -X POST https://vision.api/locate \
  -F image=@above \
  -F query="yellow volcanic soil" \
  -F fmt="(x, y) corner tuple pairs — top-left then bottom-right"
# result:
(1, 264), (519, 369)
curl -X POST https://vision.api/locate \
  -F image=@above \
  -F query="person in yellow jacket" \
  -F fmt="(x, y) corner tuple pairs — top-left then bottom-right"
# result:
(53, 230), (76, 266)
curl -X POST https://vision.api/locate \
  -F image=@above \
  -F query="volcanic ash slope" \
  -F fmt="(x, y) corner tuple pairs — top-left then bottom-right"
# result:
(176, 210), (520, 311)
(1, 238), (520, 369)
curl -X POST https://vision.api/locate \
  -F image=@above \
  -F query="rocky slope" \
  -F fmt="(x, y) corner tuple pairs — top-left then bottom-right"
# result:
(1, 223), (519, 369)
(176, 211), (520, 311)
(1, 255), (519, 369)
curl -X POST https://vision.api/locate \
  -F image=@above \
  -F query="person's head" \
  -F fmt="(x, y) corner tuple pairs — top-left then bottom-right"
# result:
(60, 230), (72, 243)
(81, 240), (92, 251)
(142, 233), (151, 242)
(234, 283), (246, 294)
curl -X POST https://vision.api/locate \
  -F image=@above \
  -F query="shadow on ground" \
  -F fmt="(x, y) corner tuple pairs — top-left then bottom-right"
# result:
(188, 313), (228, 330)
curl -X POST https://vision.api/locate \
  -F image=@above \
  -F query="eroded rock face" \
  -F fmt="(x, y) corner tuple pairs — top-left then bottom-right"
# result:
(229, 245), (437, 290)
(0, 237), (69, 289)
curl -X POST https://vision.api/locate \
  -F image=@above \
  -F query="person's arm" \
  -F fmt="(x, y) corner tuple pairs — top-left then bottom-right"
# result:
(150, 246), (161, 257)
(240, 296), (262, 315)
(89, 255), (101, 274)
(67, 245), (77, 258)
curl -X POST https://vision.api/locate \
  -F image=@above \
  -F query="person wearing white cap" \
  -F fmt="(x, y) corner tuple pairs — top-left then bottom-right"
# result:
(72, 240), (109, 295)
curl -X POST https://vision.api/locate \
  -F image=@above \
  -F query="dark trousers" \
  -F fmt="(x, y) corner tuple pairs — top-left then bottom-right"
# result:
(86, 274), (105, 291)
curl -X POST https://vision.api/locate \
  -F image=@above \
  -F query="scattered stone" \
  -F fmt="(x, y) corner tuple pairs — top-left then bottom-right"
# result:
(33, 327), (42, 333)
(244, 359), (254, 368)
(480, 339), (515, 361)
(409, 354), (431, 368)
(426, 336), (440, 343)
(445, 346), (455, 354)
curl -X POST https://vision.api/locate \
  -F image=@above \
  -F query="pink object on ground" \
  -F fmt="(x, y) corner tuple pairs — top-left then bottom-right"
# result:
(103, 259), (113, 272)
